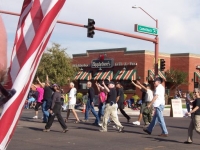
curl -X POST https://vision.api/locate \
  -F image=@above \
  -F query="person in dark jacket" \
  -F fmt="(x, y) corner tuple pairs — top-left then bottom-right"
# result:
(116, 82), (131, 122)
(82, 81), (101, 126)
(43, 84), (68, 133)
(184, 88), (200, 144)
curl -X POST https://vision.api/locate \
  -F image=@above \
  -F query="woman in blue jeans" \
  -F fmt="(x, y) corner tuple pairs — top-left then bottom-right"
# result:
(82, 81), (100, 126)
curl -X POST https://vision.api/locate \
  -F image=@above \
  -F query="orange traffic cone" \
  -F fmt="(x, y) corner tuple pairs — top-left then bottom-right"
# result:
(82, 104), (86, 113)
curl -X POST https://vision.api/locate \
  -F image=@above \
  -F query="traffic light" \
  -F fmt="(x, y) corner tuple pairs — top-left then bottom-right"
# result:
(160, 59), (166, 71)
(87, 18), (95, 38)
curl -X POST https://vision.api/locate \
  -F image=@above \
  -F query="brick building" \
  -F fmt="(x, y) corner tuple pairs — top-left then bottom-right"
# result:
(71, 47), (200, 99)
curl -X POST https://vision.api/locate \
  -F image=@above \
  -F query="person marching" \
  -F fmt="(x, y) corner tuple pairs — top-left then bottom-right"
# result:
(95, 81), (107, 121)
(43, 84), (68, 133)
(131, 80), (149, 126)
(143, 77), (168, 137)
(32, 82), (45, 119)
(99, 81), (124, 132)
(134, 80), (153, 127)
(116, 82), (131, 122)
(82, 81), (101, 126)
(184, 88), (200, 144)
(37, 75), (53, 123)
(65, 82), (80, 123)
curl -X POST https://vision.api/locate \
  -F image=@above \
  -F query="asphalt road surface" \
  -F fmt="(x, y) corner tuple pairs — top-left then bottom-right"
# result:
(5, 109), (200, 150)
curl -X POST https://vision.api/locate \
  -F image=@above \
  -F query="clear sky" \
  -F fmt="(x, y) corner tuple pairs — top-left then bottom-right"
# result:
(0, 0), (200, 65)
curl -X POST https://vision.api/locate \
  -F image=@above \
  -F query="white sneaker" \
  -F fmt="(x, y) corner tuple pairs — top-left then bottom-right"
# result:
(33, 116), (38, 119)
(132, 121), (140, 125)
(113, 125), (119, 129)
(98, 123), (102, 127)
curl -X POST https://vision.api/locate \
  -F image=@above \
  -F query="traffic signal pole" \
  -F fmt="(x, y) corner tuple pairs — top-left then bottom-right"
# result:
(155, 20), (159, 76)
(0, 10), (157, 53)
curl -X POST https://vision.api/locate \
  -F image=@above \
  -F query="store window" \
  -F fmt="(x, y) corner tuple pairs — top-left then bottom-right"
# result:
(78, 81), (87, 90)
(120, 80), (135, 91)
(194, 82), (199, 88)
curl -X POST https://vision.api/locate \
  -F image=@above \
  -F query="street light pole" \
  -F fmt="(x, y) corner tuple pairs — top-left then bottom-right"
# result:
(132, 6), (159, 76)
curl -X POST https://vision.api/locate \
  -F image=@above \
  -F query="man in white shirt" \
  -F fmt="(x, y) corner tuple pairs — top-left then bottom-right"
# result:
(65, 82), (80, 123)
(143, 77), (168, 137)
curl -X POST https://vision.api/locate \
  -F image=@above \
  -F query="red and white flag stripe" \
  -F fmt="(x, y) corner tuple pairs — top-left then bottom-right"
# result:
(0, 0), (66, 149)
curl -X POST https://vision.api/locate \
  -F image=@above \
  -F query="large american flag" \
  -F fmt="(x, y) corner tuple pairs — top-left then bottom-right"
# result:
(0, 0), (66, 149)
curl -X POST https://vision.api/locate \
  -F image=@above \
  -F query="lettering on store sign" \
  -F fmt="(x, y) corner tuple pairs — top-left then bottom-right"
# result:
(114, 62), (137, 66)
(91, 59), (114, 68)
(73, 62), (137, 68)
(72, 64), (89, 67)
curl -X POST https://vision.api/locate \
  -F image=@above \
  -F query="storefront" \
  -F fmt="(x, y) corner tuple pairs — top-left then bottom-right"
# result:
(71, 48), (200, 98)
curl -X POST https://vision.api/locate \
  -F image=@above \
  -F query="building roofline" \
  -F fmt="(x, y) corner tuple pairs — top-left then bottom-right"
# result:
(171, 53), (200, 58)
(73, 48), (157, 57)
(73, 48), (198, 58)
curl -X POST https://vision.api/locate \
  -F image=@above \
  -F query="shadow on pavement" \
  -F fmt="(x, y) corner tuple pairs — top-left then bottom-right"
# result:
(145, 137), (200, 145)
(74, 126), (99, 131)
(20, 117), (43, 123)
(26, 127), (62, 133)
(167, 125), (188, 130)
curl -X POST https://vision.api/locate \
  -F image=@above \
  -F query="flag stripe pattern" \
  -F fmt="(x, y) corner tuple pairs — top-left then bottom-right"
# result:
(0, 0), (66, 149)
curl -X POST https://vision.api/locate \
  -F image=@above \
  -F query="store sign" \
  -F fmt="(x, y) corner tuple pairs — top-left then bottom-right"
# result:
(115, 62), (137, 66)
(91, 59), (114, 68)
(72, 64), (89, 67)
(170, 99), (183, 117)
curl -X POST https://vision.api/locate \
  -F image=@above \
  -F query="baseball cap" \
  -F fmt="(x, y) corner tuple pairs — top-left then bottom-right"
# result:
(154, 77), (163, 83)
(143, 82), (150, 87)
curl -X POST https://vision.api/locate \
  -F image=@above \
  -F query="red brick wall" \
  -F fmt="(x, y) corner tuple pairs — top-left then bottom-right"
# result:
(72, 49), (200, 98)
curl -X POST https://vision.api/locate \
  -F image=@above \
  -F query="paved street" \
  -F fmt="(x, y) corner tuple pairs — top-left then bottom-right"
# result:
(5, 108), (200, 150)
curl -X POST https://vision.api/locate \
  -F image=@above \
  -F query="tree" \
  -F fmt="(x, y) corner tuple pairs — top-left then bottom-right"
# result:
(36, 43), (79, 86)
(165, 68), (188, 89)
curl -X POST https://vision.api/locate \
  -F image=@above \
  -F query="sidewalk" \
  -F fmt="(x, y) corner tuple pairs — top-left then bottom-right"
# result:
(92, 106), (187, 117)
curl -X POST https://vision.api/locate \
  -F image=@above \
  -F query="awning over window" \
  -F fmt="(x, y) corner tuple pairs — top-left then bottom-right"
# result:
(93, 71), (113, 80)
(74, 71), (92, 80)
(113, 70), (136, 80)
(148, 70), (166, 81)
(194, 72), (200, 82)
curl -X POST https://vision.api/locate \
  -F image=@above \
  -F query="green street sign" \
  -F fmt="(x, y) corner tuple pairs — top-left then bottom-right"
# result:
(135, 24), (158, 35)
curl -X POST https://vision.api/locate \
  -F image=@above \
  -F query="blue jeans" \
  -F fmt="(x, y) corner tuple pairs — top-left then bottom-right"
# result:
(127, 99), (134, 108)
(147, 105), (168, 134)
(98, 102), (105, 120)
(186, 102), (190, 112)
(42, 100), (49, 122)
(85, 99), (100, 124)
